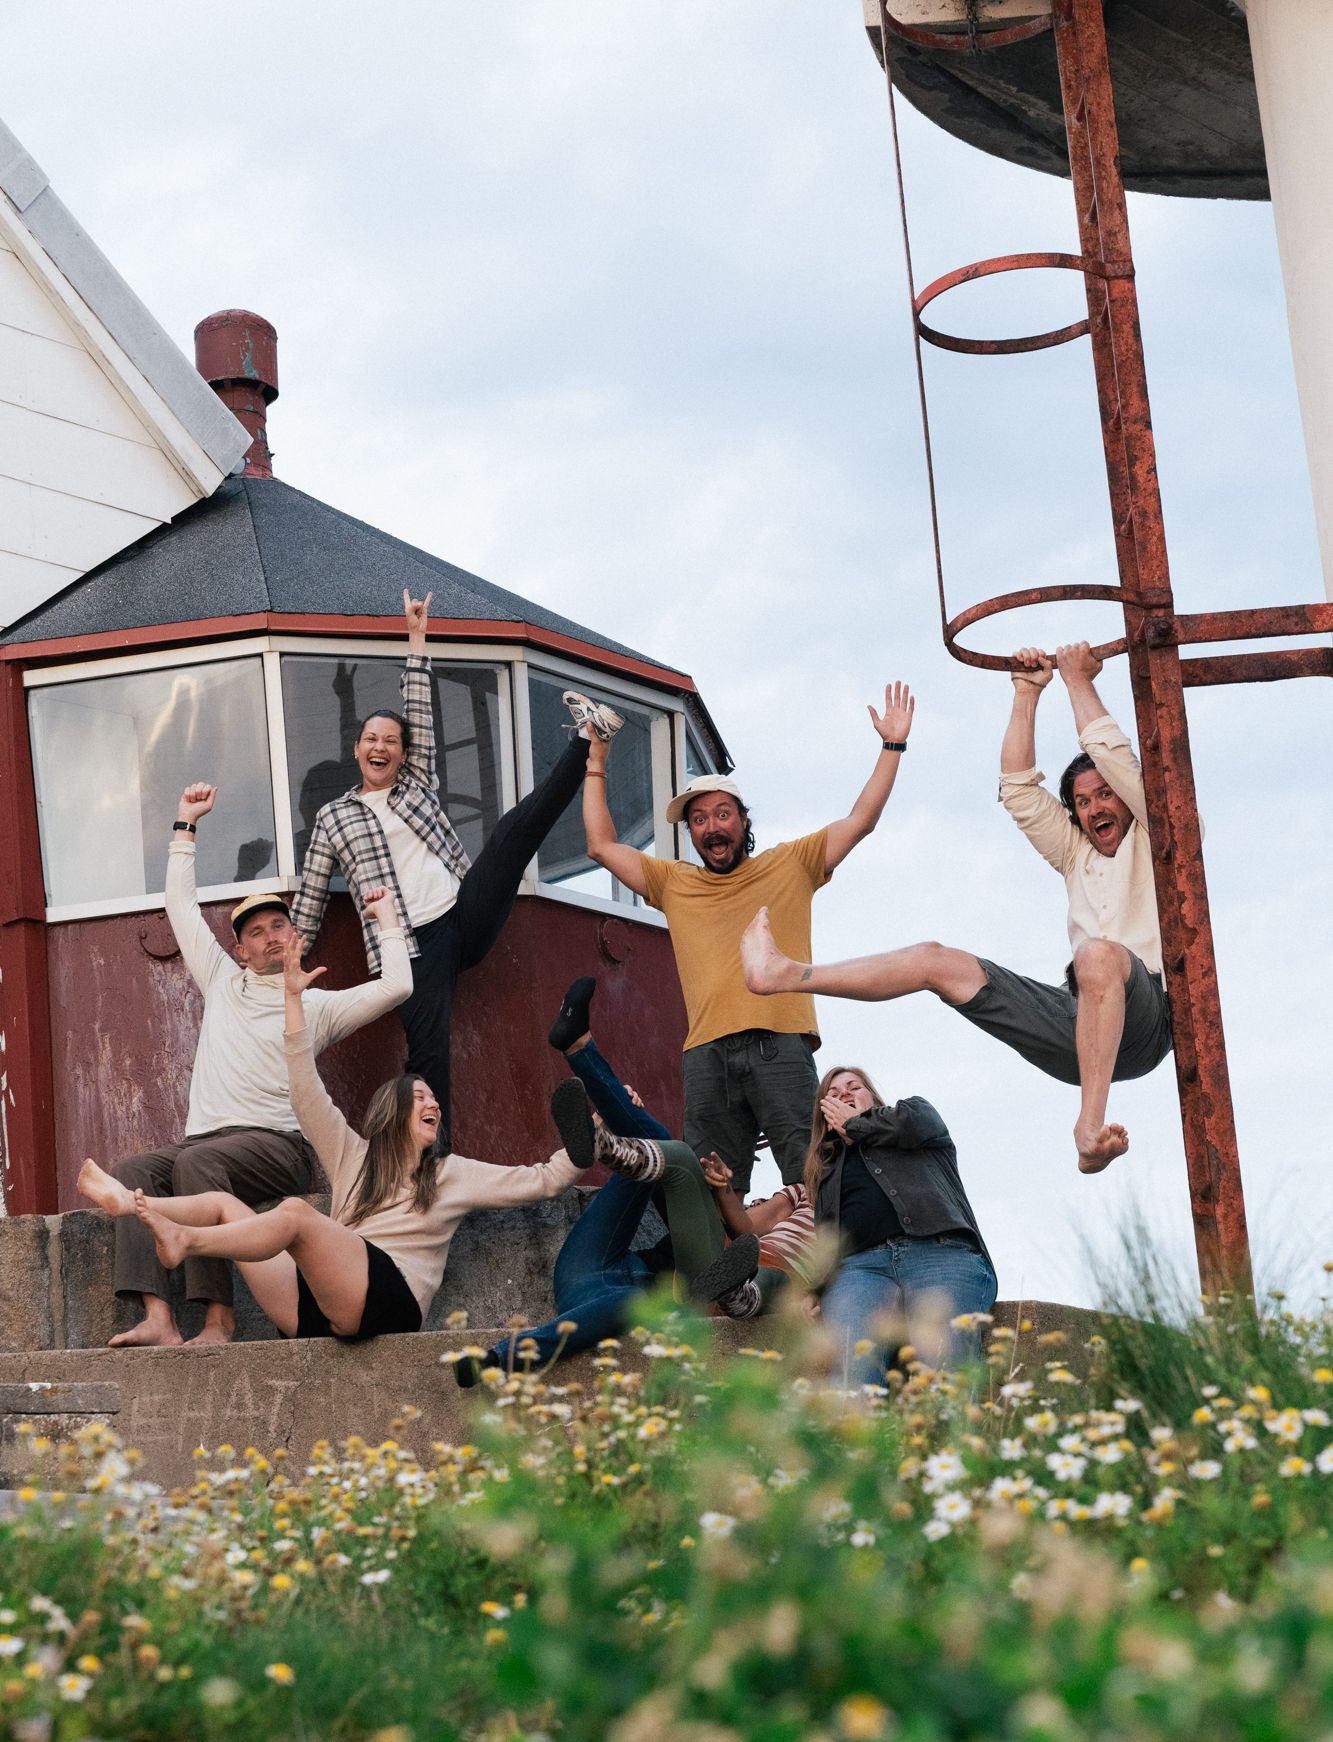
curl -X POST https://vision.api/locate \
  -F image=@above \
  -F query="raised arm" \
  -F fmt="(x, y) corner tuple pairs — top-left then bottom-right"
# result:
(822, 682), (915, 873)
(312, 888), (414, 1049)
(1056, 642), (1148, 827)
(288, 809), (338, 951)
(399, 589), (439, 793)
(1054, 641), (1114, 736)
(1000, 647), (1051, 774)
(281, 928), (359, 1185)
(164, 783), (232, 991)
(582, 734), (651, 896)
(998, 650), (1080, 874)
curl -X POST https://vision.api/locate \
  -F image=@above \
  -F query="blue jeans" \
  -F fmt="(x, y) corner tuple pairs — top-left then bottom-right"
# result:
(821, 1236), (998, 1386)
(567, 1039), (671, 1141)
(491, 1173), (665, 1368)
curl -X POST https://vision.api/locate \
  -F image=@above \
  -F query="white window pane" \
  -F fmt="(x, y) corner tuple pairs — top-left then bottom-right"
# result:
(528, 674), (657, 888)
(30, 659), (275, 907)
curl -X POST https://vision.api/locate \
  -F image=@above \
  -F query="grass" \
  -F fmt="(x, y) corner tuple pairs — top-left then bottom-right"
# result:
(1, 1270), (1331, 1740)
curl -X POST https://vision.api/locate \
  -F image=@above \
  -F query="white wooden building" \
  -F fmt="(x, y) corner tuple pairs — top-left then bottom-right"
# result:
(0, 116), (249, 628)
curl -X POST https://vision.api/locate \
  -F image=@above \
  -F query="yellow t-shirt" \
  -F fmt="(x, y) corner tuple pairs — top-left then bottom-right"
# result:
(639, 829), (831, 1051)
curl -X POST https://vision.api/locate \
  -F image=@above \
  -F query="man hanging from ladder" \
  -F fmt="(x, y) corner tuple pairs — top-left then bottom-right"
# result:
(740, 641), (1172, 1175)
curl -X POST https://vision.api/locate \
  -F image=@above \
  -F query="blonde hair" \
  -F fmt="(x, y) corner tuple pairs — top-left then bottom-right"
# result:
(343, 1075), (441, 1227)
(802, 1064), (886, 1211)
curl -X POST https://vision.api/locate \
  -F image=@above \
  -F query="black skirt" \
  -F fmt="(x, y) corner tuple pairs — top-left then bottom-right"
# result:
(292, 1237), (423, 1342)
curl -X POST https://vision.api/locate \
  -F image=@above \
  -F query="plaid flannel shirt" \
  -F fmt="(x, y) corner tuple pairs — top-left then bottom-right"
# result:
(289, 654), (473, 971)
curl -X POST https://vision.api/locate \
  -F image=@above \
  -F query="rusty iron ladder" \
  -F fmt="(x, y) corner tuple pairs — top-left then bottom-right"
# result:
(876, 0), (1333, 1293)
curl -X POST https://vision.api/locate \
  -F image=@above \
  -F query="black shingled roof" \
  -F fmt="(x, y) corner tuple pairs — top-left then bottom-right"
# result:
(2, 475), (670, 674)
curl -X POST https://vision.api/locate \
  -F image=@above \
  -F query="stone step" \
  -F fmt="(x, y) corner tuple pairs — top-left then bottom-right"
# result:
(0, 1193), (603, 1352)
(0, 1300), (1103, 1490)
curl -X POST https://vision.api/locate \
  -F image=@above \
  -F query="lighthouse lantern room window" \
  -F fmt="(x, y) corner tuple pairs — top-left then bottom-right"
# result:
(279, 654), (505, 870)
(29, 657), (276, 908)
(27, 643), (702, 920)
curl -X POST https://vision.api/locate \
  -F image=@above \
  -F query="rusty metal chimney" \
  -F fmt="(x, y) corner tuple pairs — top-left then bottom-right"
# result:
(194, 309), (279, 479)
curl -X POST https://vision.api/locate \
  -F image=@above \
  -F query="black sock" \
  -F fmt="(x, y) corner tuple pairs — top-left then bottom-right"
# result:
(549, 976), (596, 1053)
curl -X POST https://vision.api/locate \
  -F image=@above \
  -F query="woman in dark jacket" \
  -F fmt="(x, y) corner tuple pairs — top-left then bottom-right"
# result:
(805, 1063), (996, 1385)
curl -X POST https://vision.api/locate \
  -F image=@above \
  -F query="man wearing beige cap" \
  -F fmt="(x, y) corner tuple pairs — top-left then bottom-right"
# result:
(103, 782), (411, 1348)
(580, 684), (915, 1192)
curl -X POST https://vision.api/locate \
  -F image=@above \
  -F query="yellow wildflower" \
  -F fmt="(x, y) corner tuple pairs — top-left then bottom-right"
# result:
(265, 1662), (296, 1686)
(836, 1692), (894, 1738)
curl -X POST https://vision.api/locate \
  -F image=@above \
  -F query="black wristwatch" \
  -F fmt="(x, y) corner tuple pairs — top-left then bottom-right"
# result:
(172, 820), (197, 834)
(880, 740), (908, 753)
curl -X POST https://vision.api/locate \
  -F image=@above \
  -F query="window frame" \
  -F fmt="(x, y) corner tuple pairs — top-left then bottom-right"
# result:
(24, 635), (717, 928)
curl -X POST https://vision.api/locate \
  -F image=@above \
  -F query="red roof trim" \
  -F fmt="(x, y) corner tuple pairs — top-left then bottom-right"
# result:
(2, 613), (696, 691)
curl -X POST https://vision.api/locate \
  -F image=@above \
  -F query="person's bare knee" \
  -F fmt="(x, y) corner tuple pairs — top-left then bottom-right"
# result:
(275, 1197), (319, 1247)
(214, 1195), (258, 1226)
(915, 942), (987, 1005)
(1072, 939), (1129, 992)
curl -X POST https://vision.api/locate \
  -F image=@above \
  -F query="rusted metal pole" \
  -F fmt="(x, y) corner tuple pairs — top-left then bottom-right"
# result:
(1052, 0), (1250, 1294)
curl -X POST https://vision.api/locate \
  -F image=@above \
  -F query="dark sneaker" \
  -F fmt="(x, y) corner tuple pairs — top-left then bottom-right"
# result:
(550, 1080), (597, 1170)
(563, 691), (625, 742)
(714, 1277), (763, 1319)
(688, 1232), (761, 1306)
(549, 976), (596, 1053)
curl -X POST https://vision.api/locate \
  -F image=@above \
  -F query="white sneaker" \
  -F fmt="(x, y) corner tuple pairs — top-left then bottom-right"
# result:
(563, 691), (624, 743)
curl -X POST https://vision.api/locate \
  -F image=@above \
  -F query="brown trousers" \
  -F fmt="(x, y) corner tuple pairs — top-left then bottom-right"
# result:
(110, 1127), (314, 1308)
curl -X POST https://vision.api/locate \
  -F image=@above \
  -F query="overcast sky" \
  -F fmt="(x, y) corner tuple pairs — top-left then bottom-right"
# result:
(7, 2), (1330, 1310)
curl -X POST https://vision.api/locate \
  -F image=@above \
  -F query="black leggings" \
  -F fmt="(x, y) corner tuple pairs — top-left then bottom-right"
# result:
(400, 733), (590, 1142)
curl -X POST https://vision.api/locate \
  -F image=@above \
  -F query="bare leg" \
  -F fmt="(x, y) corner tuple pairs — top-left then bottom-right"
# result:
(76, 1160), (185, 1346)
(133, 1194), (370, 1338)
(1070, 939), (1132, 1174)
(740, 907), (987, 1006)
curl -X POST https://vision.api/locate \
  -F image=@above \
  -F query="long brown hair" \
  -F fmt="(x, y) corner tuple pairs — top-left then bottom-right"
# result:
(802, 1064), (886, 1210)
(343, 1074), (441, 1227)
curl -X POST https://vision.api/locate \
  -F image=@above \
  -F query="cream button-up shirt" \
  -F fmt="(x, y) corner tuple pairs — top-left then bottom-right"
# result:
(997, 713), (1164, 977)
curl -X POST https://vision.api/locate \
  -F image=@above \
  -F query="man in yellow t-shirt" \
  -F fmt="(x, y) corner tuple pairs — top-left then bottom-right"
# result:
(581, 682), (915, 1191)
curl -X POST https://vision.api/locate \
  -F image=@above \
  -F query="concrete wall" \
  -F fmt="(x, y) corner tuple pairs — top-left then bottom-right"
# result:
(0, 1299), (1106, 1491)
(0, 1189), (607, 1352)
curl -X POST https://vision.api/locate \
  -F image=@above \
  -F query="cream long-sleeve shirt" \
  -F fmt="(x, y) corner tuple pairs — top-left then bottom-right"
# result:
(166, 841), (413, 1137)
(997, 712), (1164, 976)
(283, 1024), (586, 1317)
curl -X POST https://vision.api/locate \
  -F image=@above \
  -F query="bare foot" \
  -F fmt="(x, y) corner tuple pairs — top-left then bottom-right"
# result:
(185, 1311), (235, 1348)
(740, 906), (806, 995)
(77, 1157), (136, 1217)
(109, 1315), (184, 1349)
(134, 1189), (191, 1270)
(1076, 1123), (1129, 1174)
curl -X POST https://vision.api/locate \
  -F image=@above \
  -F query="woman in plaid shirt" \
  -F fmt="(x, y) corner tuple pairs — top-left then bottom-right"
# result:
(290, 590), (622, 1145)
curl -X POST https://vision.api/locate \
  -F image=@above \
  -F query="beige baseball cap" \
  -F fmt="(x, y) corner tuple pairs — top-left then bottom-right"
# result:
(664, 775), (746, 827)
(230, 893), (292, 938)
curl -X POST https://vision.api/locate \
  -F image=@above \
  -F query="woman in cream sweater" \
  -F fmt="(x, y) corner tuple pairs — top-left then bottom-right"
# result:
(79, 910), (587, 1341)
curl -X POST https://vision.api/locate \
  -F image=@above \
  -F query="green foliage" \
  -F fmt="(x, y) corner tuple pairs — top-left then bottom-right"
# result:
(1, 1282), (1332, 1741)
